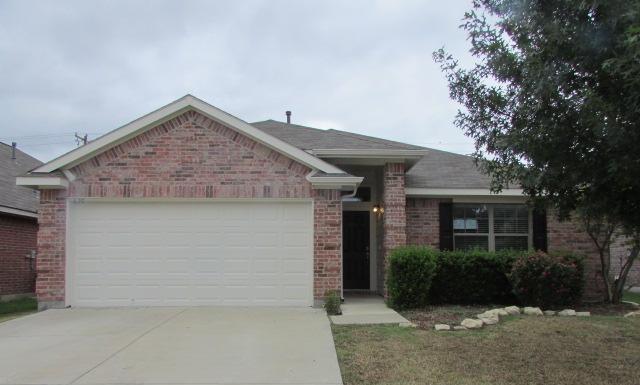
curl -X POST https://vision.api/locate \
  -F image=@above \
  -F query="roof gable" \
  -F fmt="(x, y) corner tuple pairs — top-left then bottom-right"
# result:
(31, 95), (344, 176)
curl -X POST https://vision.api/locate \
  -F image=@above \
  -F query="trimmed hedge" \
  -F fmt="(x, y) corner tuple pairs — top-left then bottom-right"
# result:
(386, 246), (438, 310)
(509, 251), (584, 308)
(385, 247), (586, 307)
(429, 249), (517, 305)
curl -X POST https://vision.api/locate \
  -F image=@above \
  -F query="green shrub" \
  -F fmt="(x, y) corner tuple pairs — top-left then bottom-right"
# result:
(429, 249), (518, 305)
(386, 245), (438, 310)
(324, 290), (342, 315)
(509, 251), (584, 308)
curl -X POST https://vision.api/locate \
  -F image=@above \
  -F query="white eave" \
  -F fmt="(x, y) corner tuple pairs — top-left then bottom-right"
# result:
(30, 95), (345, 176)
(305, 172), (364, 190)
(309, 148), (427, 159)
(16, 176), (69, 189)
(308, 148), (428, 168)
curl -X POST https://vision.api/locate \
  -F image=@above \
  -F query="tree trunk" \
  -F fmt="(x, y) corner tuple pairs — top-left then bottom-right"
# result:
(611, 246), (639, 304)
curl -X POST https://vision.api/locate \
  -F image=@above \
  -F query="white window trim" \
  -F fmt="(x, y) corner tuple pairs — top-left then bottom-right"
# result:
(453, 203), (533, 252)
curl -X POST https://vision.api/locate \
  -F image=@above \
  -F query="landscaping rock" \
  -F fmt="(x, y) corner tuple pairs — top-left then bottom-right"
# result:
(434, 324), (451, 331)
(461, 318), (484, 329)
(558, 309), (577, 316)
(479, 315), (499, 325)
(576, 311), (591, 317)
(624, 310), (640, 318)
(503, 306), (521, 315)
(523, 307), (543, 316)
(489, 308), (509, 317)
(453, 326), (467, 331)
(477, 311), (501, 323)
(543, 310), (557, 316)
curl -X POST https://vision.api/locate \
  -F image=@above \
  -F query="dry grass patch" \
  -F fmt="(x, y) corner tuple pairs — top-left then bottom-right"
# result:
(332, 316), (640, 385)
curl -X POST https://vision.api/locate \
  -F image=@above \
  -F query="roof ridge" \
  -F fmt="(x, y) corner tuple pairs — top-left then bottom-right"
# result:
(252, 119), (330, 134)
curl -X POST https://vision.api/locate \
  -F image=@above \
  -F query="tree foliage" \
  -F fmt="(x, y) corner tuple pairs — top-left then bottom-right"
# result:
(434, 0), (640, 302)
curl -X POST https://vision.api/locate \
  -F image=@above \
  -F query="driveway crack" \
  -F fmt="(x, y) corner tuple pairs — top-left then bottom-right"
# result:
(68, 308), (188, 385)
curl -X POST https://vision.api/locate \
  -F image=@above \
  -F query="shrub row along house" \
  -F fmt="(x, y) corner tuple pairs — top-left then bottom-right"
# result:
(1, 142), (42, 299)
(17, 95), (610, 310)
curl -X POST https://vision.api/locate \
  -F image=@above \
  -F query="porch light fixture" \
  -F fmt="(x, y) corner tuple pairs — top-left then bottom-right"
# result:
(372, 204), (384, 214)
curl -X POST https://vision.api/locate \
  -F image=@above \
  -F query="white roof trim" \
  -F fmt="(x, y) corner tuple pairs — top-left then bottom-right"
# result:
(406, 188), (525, 197)
(16, 176), (69, 189)
(305, 172), (363, 190)
(0, 205), (38, 218)
(32, 95), (345, 175)
(309, 148), (427, 159)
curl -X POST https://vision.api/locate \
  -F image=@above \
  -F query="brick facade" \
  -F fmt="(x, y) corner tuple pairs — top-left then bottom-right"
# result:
(404, 198), (609, 301)
(0, 214), (37, 296)
(313, 189), (342, 300)
(546, 214), (607, 301)
(406, 198), (442, 248)
(35, 110), (342, 308)
(381, 163), (406, 295)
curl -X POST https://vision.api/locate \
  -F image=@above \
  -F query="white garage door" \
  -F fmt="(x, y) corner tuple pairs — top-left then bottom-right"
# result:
(67, 200), (313, 307)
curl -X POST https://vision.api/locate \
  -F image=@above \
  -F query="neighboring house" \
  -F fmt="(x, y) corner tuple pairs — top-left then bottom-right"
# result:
(17, 95), (606, 310)
(1, 142), (42, 299)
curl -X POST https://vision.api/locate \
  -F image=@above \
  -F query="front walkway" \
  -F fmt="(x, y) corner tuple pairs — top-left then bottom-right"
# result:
(0, 307), (343, 385)
(330, 293), (412, 326)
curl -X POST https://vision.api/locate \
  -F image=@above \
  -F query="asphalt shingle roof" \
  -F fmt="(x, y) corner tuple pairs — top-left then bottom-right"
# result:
(251, 120), (490, 189)
(406, 148), (491, 189)
(0, 142), (42, 213)
(251, 120), (424, 151)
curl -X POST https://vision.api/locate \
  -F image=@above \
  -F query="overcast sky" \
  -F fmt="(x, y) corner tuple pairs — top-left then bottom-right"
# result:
(0, 0), (478, 162)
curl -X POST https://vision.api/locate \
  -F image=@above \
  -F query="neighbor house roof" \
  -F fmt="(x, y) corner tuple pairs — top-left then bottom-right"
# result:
(0, 142), (42, 216)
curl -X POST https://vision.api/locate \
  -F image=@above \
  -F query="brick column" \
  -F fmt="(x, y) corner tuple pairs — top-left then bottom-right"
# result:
(382, 163), (406, 296)
(313, 189), (342, 304)
(35, 189), (67, 310)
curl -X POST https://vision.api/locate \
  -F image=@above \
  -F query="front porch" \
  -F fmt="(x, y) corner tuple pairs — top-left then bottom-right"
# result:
(330, 292), (411, 326)
(340, 164), (406, 296)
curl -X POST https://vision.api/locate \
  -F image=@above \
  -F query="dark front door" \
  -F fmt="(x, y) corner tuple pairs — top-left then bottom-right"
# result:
(343, 211), (370, 290)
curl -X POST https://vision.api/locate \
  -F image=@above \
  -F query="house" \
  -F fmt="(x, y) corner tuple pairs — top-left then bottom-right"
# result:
(16, 95), (605, 310)
(1, 142), (42, 300)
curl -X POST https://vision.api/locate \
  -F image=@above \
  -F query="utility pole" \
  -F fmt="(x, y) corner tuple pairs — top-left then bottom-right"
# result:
(74, 132), (88, 146)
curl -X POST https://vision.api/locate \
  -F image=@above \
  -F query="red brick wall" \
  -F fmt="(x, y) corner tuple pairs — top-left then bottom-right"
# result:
(313, 189), (342, 299)
(404, 199), (608, 301)
(547, 214), (607, 301)
(406, 198), (443, 248)
(35, 190), (66, 307)
(381, 163), (406, 295)
(35, 110), (342, 307)
(0, 214), (37, 295)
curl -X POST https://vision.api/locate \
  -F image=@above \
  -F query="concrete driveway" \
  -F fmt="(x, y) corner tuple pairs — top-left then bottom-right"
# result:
(0, 307), (343, 385)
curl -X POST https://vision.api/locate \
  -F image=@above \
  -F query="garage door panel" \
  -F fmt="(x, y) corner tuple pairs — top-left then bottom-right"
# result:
(69, 201), (313, 307)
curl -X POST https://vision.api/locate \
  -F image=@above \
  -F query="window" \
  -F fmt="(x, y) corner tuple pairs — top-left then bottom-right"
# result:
(453, 204), (531, 251)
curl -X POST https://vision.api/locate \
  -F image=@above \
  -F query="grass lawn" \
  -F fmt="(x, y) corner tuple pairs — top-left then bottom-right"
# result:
(332, 314), (640, 385)
(0, 297), (37, 323)
(623, 290), (640, 304)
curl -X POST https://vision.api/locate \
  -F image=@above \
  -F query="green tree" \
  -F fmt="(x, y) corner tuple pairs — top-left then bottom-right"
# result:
(434, 0), (640, 303)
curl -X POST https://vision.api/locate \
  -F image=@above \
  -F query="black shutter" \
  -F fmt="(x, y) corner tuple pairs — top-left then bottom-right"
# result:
(439, 202), (454, 251)
(532, 209), (548, 252)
